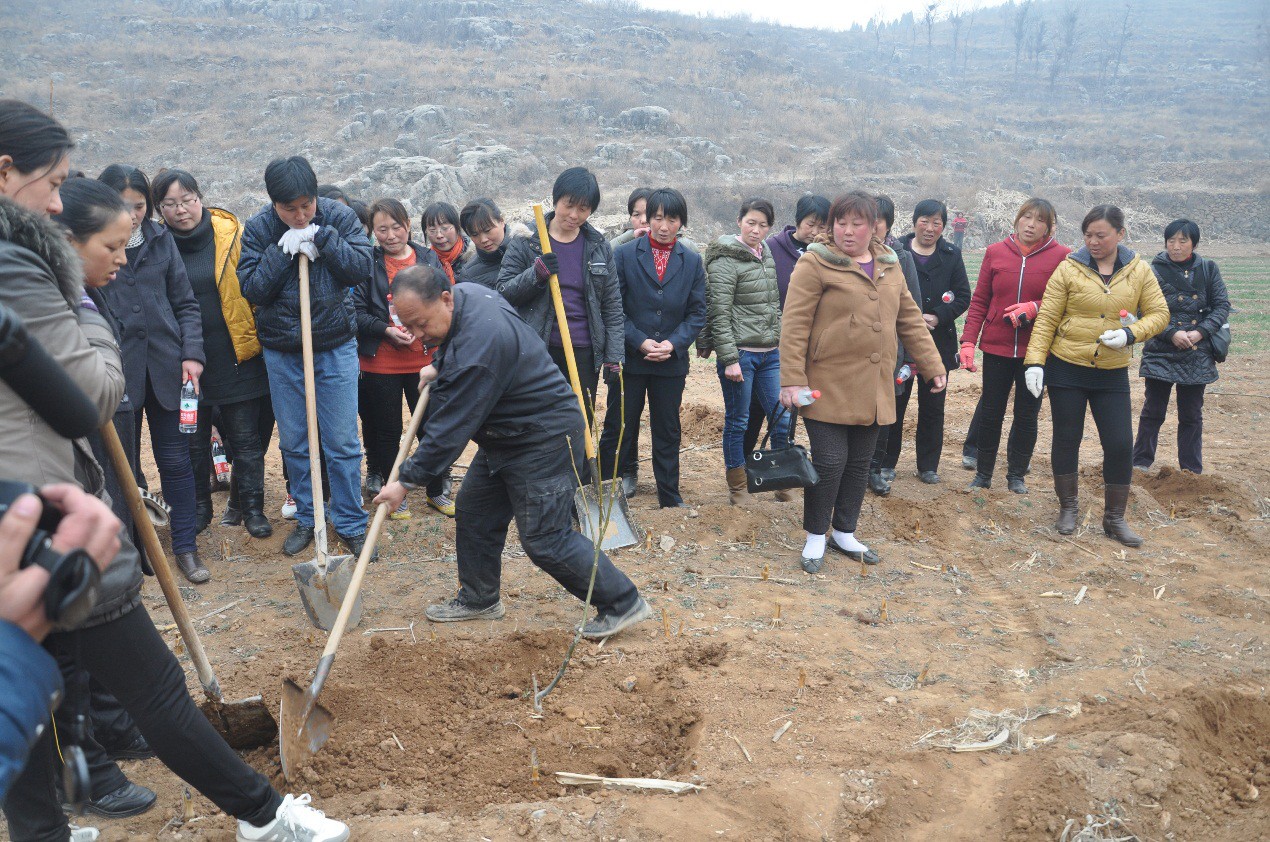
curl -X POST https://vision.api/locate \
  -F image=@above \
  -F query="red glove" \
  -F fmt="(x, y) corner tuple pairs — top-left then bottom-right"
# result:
(958, 343), (977, 372)
(1003, 301), (1038, 328)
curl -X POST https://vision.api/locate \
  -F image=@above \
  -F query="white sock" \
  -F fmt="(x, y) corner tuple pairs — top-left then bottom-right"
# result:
(832, 530), (868, 553)
(802, 533), (826, 559)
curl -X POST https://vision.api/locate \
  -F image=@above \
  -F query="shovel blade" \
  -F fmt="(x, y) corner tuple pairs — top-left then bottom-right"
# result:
(292, 554), (362, 631)
(200, 695), (277, 751)
(574, 482), (642, 551)
(279, 678), (333, 783)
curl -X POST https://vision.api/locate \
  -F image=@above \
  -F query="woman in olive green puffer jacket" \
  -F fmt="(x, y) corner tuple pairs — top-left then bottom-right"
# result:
(701, 198), (791, 505)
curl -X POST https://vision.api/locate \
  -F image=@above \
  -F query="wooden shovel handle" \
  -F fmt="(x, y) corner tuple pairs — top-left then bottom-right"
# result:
(317, 384), (431, 661)
(99, 422), (222, 701)
(533, 204), (595, 458)
(298, 253), (329, 564)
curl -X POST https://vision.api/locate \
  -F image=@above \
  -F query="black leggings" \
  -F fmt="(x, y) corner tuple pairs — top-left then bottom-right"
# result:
(357, 371), (447, 497)
(5, 606), (281, 841)
(974, 353), (1042, 479)
(1047, 385), (1133, 485)
(803, 419), (881, 535)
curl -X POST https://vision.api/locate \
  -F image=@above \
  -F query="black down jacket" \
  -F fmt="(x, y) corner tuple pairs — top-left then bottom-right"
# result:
(1139, 253), (1231, 386)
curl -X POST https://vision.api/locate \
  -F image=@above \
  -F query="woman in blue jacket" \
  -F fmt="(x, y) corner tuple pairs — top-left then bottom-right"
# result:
(598, 188), (707, 507)
(97, 165), (208, 584)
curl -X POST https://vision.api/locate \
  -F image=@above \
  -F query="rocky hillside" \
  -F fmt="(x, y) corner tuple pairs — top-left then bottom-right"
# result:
(3, 0), (1267, 246)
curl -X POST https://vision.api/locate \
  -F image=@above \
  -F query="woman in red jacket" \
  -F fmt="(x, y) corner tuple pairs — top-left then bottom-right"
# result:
(959, 199), (1069, 493)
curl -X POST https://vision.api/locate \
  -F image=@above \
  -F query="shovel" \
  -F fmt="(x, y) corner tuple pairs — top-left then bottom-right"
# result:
(532, 204), (642, 551)
(99, 422), (276, 749)
(290, 254), (360, 631)
(279, 385), (431, 781)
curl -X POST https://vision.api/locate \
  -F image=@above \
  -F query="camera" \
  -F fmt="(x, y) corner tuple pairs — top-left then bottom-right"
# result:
(0, 480), (101, 631)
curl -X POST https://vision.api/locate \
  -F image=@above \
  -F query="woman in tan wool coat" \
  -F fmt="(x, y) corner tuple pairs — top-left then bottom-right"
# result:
(779, 191), (946, 573)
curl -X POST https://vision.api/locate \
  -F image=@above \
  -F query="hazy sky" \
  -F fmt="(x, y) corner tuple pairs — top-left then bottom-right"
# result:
(628, 0), (1002, 31)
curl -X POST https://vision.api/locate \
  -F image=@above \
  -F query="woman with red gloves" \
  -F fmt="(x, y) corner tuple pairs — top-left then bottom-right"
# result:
(958, 199), (1069, 493)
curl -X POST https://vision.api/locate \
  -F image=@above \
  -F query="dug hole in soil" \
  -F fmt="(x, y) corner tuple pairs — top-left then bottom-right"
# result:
(8, 353), (1267, 841)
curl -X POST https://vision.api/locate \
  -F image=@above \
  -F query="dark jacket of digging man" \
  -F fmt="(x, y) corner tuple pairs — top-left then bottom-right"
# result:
(397, 283), (640, 615)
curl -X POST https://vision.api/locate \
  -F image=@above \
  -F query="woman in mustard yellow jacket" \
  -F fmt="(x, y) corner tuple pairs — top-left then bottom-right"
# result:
(155, 168), (275, 545)
(1024, 205), (1168, 546)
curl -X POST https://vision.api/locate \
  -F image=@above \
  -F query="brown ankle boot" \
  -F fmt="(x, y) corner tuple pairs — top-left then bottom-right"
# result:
(726, 467), (750, 505)
(1053, 473), (1079, 535)
(1102, 484), (1143, 547)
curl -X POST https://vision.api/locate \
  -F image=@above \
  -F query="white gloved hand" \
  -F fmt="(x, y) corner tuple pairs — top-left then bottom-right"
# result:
(278, 224), (320, 256)
(298, 241), (320, 261)
(1098, 328), (1130, 349)
(1024, 366), (1044, 398)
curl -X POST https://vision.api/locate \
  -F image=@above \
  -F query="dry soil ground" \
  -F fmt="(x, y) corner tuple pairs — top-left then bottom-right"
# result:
(8, 338), (1268, 842)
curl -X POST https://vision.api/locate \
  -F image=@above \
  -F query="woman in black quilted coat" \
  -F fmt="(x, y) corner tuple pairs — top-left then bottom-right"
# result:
(1132, 220), (1231, 474)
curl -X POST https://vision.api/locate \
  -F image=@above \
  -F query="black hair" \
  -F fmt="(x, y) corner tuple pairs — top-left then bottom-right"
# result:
(552, 167), (601, 213)
(264, 156), (318, 205)
(644, 188), (688, 227)
(392, 264), (450, 303)
(0, 99), (74, 176)
(460, 198), (504, 235)
(626, 187), (653, 216)
(829, 191), (878, 228)
(795, 194), (830, 226)
(368, 197), (411, 231)
(874, 195), (896, 231)
(53, 177), (128, 241)
(1163, 218), (1200, 246)
(317, 184), (349, 204)
(1081, 204), (1126, 234)
(738, 198), (775, 226)
(151, 168), (201, 206)
(912, 198), (947, 226)
(421, 201), (461, 233)
(98, 164), (153, 220)
(349, 198), (371, 232)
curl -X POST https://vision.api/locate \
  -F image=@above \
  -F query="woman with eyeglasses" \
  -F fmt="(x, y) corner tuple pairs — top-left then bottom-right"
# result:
(421, 202), (470, 285)
(97, 163), (209, 584)
(153, 168), (274, 540)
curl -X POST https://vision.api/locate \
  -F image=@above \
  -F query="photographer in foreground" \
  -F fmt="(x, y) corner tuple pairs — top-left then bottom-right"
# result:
(0, 485), (119, 801)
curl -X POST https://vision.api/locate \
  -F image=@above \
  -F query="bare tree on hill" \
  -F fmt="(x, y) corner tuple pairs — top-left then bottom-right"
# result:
(1012, 0), (1034, 82)
(1109, 3), (1133, 85)
(1049, 5), (1082, 91)
(924, 2), (940, 66)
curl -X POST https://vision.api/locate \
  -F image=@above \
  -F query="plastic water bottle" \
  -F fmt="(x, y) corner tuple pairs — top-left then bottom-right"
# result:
(1119, 309), (1137, 327)
(386, 293), (405, 328)
(211, 434), (231, 484)
(896, 364), (913, 385)
(796, 388), (821, 407)
(178, 378), (198, 434)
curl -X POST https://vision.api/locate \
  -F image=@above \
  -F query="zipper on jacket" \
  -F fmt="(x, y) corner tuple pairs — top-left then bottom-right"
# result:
(1014, 254), (1027, 358)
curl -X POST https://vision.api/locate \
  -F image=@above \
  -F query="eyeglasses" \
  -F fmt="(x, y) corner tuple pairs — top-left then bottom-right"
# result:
(160, 197), (200, 212)
(425, 223), (456, 236)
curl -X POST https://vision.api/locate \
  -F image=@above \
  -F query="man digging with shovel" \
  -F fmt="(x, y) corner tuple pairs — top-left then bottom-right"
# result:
(372, 268), (652, 639)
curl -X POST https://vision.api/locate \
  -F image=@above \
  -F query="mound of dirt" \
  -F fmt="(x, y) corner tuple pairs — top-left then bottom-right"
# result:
(1135, 466), (1254, 518)
(681, 403), (724, 446)
(274, 631), (705, 813)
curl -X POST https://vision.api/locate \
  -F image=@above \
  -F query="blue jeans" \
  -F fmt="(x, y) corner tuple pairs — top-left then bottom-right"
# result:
(135, 375), (198, 554)
(265, 341), (367, 537)
(717, 349), (789, 470)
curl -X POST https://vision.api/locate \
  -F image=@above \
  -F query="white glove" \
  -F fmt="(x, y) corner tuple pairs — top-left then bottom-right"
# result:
(278, 224), (320, 256)
(1024, 366), (1044, 398)
(1098, 328), (1130, 349)
(298, 241), (320, 261)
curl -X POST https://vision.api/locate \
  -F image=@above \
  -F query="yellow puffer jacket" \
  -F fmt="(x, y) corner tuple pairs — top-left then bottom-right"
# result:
(1024, 246), (1169, 370)
(209, 207), (262, 362)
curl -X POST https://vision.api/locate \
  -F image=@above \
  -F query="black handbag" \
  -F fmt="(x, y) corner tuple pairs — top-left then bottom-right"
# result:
(745, 405), (819, 493)
(1198, 259), (1232, 363)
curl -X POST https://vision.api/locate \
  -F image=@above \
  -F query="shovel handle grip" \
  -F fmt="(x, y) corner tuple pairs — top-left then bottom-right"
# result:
(100, 422), (222, 701)
(315, 385), (432, 665)
(533, 204), (595, 458)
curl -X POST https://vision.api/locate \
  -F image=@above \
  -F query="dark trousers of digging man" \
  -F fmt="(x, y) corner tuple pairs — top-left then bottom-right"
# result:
(453, 439), (640, 615)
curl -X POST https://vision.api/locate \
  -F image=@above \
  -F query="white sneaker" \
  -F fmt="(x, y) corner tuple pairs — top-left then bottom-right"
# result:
(237, 793), (349, 842)
(281, 494), (297, 520)
(69, 826), (100, 842)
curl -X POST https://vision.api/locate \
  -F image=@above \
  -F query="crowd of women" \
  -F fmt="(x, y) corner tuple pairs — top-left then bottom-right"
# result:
(0, 96), (1234, 840)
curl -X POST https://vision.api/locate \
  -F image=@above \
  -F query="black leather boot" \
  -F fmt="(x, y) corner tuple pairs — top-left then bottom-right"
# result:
(1102, 484), (1143, 547)
(1053, 474), (1079, 535)
(221, 476), (242, 526)
(175, 550), (210, 584)
(241, 492), (272, 539)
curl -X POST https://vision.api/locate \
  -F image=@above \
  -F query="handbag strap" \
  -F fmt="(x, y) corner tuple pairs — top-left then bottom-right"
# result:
(757, 403), (799, 451)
